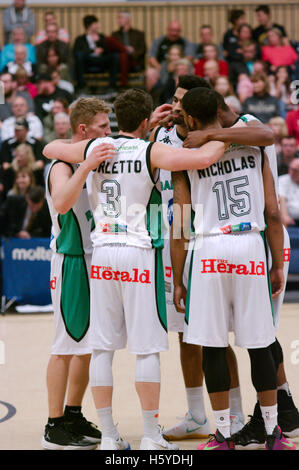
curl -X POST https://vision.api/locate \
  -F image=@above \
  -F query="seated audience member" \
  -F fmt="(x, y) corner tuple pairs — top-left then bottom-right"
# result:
(7, 167), (35, 197)
(0, 72), (34, 122)
(3, 43), (36, 79)
(269, 66), (294, 112)
(0, 185), (51, 238)
(253, 4), (288, 45)
(35, 10), (69, 45)
(277, 136), (299, 176)
(36, 23), (70, 69)
(34, 73), (73, 122)
(228, 40), (258, 87)
(0, 27), (35, 71)
(242, 72), (285, 123)
(37, 45), (72, 83)
(194, 43), (228, 77)
(252, 59), (268, 75)
(1, 95), (43, 141)
(43, 98), (69, 144)
(222, 9), (246, 60)
(286, 106), (299, 147)
(203, 59), (221, 87)
(262, 28), (298, 71)
(73, 15), (121, 92)
(195, 24), (223, 60)
(111, 11), (147, 72)
(14, 66), (38, 98)
(225, 23), (256, 63)
(224, 95), (242, 114)
(214, 76), (236, 101)
(237, 73), (254, 103)
(50, 70), (74, 95)
(52, 112), (71, 140)
(3, 0), (35, 44)
(159, 44), (184, 86)
(159, 58), (193, 105)
(146, 20), (194, 92)
(268, 116), (289, 155)
(279, 159), (299, 228)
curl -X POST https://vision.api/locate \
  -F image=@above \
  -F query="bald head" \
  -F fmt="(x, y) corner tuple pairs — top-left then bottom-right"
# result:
(167, 20), (182, 41)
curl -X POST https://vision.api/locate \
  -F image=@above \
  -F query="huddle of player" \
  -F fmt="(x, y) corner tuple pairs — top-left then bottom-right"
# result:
(41, 76), (298, 451)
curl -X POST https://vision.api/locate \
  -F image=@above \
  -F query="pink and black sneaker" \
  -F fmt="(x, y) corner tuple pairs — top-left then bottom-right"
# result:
(265, 425), (296, 450)
(197, 429), (235, 450)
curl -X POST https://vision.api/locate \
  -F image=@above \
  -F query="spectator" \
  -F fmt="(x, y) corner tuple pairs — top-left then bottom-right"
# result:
(222, 9), (246, 60)
(203, 59), (220, 87)
(159, 58), (193, 104)
(34, 73), (73, 122)
(1, 95), (43, 141)
(253, 59), (268, 75)
(242, 72), (284, 123)
(277, 136), (299, 176)
(194, 43), (228, 77)
(50, 70), (74, 96)
(262, 28), (298, 71)
(0, 27), (36, 71)
(159, 44), (184, 86)
(224, 95), (242, 114)
(35, 10), (70, 45)
(269, 66), (294, 112)
(14, 66), (38, 99)
(214, 76), (236, 101)
(36, 23), (70, 69)
(73, 15), (120, 93)
(38, 45), (72, 84)
(237, 73), (254, 103)
(43, 98), (69, 144)
(225, 23), (256, 63)
(229, 40), (258, 87)
(268, 116), (289, 155)
(3, 43), (36, 78)
(111, 11), (147, 71)
(253, 4), (288, 46)
(3, 0), (35, 44)
(0, 185), (51, 238)
(0, 72), (34, 122)
(194, 24), (223, 60)
(8, 167), (35, 197)
(279, 159), (299, 227)
(146, 20), (194, 92)
(286, 106), (299, 147)
(52, 113), (71, 140)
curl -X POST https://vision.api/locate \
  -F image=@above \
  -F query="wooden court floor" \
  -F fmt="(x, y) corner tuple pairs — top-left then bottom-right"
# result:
(0, 303), (299, 450)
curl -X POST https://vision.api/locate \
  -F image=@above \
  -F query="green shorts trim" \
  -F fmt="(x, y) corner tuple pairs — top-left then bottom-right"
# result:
(185, 247), (194, 325)
(154, 249), (168, 332)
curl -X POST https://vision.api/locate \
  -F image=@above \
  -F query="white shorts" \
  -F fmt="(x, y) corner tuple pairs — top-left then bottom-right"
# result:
(89, 245), (168, 355)
(184, 233), (276, 349)
(50, 252), (92, 355)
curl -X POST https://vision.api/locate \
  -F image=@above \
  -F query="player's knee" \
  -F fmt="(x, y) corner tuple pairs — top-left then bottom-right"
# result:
(202, 346), (230, 394)
(270, 338), (284, 370)
(248, 346), (277, 392)
(135, 353), (161, 383)
(89, 350), (114, 387)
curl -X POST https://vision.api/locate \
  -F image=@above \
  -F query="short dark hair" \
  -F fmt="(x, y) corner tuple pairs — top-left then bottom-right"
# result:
(182, 87), (218, 125)
(177, 75), (211, 91)
(83, 15), (98, 30)
(114, 88), (153, 132)
(229, 9), (245, 24)
(255, 5), (270, 15)
(27, 186), (45, 204)
(214, 91), (230, 111)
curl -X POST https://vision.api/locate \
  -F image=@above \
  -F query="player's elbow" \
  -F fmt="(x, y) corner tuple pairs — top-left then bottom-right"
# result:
(263, 127), (275, 146)
(265, 207), (282, 225)
(43, 143), (55, 160)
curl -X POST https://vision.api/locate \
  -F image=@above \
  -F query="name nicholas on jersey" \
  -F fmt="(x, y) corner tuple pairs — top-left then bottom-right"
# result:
(96, 160), (142, 174)
(91, 265), (151, 283)
(198, 155), (256, 179)
(201, 259), (265, 275)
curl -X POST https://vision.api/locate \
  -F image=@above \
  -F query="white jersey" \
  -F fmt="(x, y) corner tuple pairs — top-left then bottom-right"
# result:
(187, 144), (266, 237)
(46, 160), (94, 255)
(85, 135), (161, 249)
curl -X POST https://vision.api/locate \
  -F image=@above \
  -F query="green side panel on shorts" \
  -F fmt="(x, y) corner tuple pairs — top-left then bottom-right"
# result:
(61, 255), (90, 342)
(260, 231), (274, 321)
(185, 247), (194, 325)
(57, 210), (84, 255)
(155, 249), (168, 332)
(147, 187), (164, 250)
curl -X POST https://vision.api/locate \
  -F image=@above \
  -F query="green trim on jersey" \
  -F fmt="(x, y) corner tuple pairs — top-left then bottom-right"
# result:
(154, 249), (167, 332)
(146, 186), (164, 249)
(57, 209), (85, 255)
(60, 254), (90, 342)
(260, 231), (274, 321)
(185, 247), (194, 325)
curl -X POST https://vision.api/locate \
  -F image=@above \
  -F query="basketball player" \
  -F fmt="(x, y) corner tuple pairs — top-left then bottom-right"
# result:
(183, 92), (299, 447)
(43, 88), (237, 450)
(42, 97), (114, 450)
(171, 87), (295, 450)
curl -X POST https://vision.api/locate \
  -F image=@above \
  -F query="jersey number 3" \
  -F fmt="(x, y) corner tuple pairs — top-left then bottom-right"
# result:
(101, 179), (121, 218)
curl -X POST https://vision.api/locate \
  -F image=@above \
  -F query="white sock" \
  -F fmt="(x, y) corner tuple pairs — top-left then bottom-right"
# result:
(186, 386), (207, 423)
(142, 409), (160, 440)
(96, 407), (119, 439)
(229, 387), (244, 420)
(277, 382), (291, 395)
(213, 408), (231, 438)
(260, 404), (278, 435)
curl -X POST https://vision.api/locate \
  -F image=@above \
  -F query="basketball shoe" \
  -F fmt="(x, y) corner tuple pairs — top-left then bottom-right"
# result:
(277, 390), (299, 438)
(42, 420), (98, 450)
(265, 425), (296, 450)
(162, 412), (210, 441)
(100, 436), (131, 450)
(197, 429), (235, 450)
(64, 406), (101, 443)
(140, 427), (179, 450)
(230, 414), (245, 434)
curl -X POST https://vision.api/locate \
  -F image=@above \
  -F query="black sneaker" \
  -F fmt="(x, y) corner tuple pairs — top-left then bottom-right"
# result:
(231, 414), (266, 450)
(42, 421), (98, 450)
(64, 408), (101, 444)
(278, 408), (299, 438)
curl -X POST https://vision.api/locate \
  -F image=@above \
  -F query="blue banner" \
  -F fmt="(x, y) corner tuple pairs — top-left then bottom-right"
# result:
(1, 237), (51, 305)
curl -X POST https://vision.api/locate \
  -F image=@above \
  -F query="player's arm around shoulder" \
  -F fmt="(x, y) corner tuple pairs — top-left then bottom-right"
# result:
(43, 138), (115, 165)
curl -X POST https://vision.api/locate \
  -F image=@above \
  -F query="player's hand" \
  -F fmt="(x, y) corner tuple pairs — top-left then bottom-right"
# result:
(149, 104), (172, 129)
(183, 130), (210, 148)
(83, 143), (115, 171)
(270, 267), (284, 298)
(173, 284), (187, 313)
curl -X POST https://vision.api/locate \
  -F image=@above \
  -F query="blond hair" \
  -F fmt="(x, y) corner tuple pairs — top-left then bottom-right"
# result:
(269, 116), (288, 138)
(69, 97), (111, 134)
(12, 168), (36, 195)
(12, 144), (35, 172)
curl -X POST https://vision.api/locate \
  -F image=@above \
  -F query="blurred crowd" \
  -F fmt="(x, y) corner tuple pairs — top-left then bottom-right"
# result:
(0, 1), (299, 239)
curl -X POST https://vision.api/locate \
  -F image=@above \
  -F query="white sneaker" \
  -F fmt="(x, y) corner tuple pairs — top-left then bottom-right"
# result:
(140, 432), (179, 450)
(230, 414), (245, 435)
(100, 436), (130, 450)
(162, 412), (210, 441)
